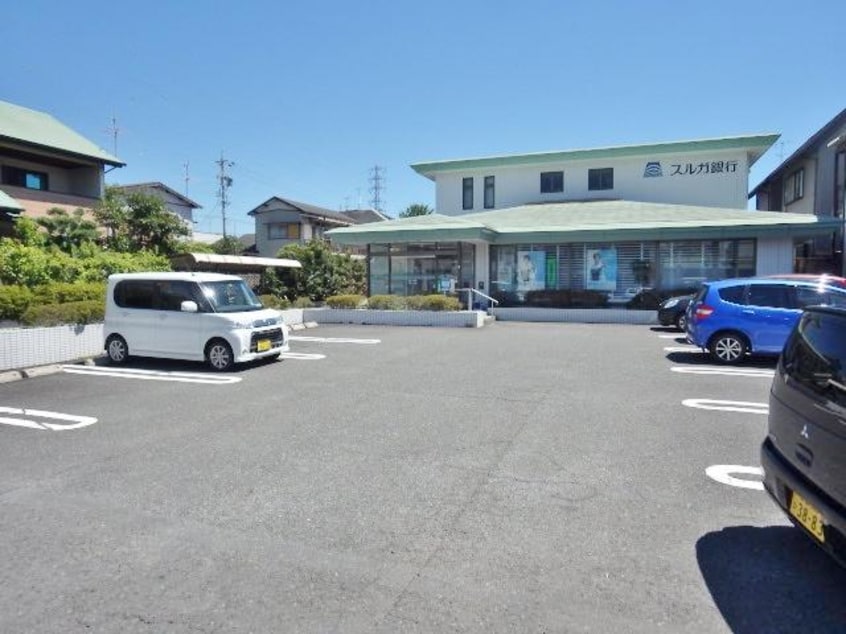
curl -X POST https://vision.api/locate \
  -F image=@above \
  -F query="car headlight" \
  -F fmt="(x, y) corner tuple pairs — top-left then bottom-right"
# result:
(662, 298), (679, 308)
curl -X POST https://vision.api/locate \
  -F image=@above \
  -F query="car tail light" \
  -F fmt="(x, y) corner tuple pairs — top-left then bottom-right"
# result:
(694, 304), (714, 320)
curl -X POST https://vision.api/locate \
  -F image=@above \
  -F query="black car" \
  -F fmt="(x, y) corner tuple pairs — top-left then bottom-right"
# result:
(657, 294), (693, 331)
(761, 306), (846, 566)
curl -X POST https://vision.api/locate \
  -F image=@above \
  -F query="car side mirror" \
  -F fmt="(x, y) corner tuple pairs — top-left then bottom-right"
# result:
(181, 300), (198, 313)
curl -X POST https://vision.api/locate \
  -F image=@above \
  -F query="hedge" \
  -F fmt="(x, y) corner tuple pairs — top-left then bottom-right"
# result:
(325, 294), (366, 309)
(259, 294), (292, 310)
(405, 294), (461, 311)
(367, 295), (407, 310)
(0, 285), (34, 321)
(20, 300), (105, 327)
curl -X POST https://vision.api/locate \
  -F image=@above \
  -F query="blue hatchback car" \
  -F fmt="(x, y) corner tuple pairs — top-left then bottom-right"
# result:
(686, 277), (846, 364)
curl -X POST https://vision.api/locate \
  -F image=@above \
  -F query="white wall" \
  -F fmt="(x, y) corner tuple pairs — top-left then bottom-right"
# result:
(435, 149), (752, 214)
(756, 236), (794, 275)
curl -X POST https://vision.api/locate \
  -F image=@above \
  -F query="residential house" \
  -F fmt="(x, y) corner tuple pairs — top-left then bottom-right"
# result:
(248, 196), (385, 257)
(750, 107), (846, 274)
(115, 182), (202, 235)
(0, 99), (123, 236)
(328, 134), (841, 301)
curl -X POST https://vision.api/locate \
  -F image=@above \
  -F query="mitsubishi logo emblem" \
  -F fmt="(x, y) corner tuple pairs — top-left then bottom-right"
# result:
(800, 424), (810, 440)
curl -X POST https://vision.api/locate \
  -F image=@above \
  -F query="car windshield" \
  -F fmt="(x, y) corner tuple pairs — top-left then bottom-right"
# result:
(199, 280), (264, 313)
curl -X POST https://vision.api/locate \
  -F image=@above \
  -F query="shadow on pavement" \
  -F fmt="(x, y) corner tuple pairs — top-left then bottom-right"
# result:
(697, 525), (846, 633)
(88, 356), (277, 374)
(666, 351), (778, 369)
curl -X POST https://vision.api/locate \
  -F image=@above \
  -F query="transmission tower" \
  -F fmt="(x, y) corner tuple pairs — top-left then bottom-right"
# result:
(106, 115), (120, 156)
(369, 165), (386, 212)
(216, 153), (235, 238)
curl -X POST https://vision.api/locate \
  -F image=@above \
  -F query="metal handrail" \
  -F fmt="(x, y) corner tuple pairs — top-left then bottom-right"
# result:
(455, 287), (500, 310)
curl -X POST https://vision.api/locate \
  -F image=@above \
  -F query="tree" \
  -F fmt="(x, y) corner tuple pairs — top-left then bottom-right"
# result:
(212, 235), (245, 255)
(275, 239), (365, 301)
(94, 185), (189, 254)
(399, 203), (434, 218)
(36, 207), (98, 252)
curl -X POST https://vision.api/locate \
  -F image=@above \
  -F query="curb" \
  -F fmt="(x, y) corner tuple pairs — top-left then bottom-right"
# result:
(1, 360), (92, 384)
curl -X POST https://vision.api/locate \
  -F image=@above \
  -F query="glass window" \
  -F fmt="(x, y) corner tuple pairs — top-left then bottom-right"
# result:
(462, 177), (474, 210)
(154, 281), (203, 311)
(200, 279), (263, 313)
(784, 168), (805, 205)
(484, 176), (495, 209)
(588, 168), (614, 191)
(718, 285), (746, 304)
(267, 223), (300, 240)
(540, 171), (563, 193)
(2, 165), (48, 191)
(368, 244), (389, 295)
(747, 284), (793, 308)
(785, 311), (846, 405)
(114, 280), (155, 309)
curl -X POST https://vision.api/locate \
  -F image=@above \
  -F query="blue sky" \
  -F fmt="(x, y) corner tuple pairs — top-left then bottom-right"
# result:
(4, 0), (845, 235)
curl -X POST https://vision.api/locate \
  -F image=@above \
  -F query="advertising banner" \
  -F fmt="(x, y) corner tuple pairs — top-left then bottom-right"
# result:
(585, 247), (617, 291)
(517, 251), (545, 292)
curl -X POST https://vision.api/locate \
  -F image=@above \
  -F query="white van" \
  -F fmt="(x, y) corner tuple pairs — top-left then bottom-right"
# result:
(104, 272), (289, 370)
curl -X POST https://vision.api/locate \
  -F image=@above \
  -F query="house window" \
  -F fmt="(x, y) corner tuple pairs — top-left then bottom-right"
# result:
(267, 223), (300, 240)
(540, 171), (563, 193)
(2, 165), (48, 191)
(784, 168), (805, 205)
(588, 168), (614, 191)
(484, 176), (495, 209)
(462, 177), (474, 210)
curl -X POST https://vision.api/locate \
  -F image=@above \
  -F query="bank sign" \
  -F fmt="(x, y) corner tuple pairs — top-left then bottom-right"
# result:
(643, 160), (739, 177)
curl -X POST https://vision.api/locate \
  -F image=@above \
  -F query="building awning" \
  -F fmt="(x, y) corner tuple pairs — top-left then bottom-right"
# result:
(327, 200), (843, 245)
(170, 252), (302, 272)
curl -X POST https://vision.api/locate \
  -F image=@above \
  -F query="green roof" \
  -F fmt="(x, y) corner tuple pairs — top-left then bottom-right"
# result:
(0, 189), (23, 211)
(327, 200), (841, 245)
(411, 134), (780, 180)
(0, 100), (124, 166)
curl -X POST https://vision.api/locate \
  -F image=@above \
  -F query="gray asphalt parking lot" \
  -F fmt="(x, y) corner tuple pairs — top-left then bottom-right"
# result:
(2, 321), (846, 633)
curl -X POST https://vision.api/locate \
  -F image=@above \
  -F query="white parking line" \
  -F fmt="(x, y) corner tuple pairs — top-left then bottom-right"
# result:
(705, 465), (764, 490)
(0, 407), (98, 431)
(682, 399), (769, 414)
(658, 334), (685, 339)
(289, 336), (380, 344)
(62, 366), (242, 384)
(664, 346), (699, 353)
(672, 366), (775, 378)
(278, 352), (326, 360)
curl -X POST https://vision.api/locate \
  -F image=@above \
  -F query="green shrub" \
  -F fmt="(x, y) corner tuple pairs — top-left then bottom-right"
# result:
(409, 294), (461, 311)
(0, 285), (34, 320)
(326, 294), (365, 309)
(259, 294), (292, 309)
(367, 295), (407, 310)
(292, 296), (315, 308)
(20, 300), (105, 327)
(32, 282), (106, 305)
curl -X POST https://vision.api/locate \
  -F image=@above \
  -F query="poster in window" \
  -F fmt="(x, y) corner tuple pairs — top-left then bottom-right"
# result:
(516, 251), (545, 292)
(585, 247), (617, 291)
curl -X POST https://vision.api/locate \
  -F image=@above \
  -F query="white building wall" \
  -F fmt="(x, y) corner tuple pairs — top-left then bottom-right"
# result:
(435, 149), (751, 214)
(783, 157), (816, 215)
(756, 236), (794, 275)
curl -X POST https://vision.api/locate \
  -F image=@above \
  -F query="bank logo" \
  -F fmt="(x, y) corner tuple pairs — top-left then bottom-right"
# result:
(644, 161), (663, 178)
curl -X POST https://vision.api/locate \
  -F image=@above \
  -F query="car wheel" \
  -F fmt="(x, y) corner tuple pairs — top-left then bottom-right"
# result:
(709, 332), (747, 364)
(206, 339), (234, 371)
(675, 313), (687, 332)
(106, 335), (129, 364)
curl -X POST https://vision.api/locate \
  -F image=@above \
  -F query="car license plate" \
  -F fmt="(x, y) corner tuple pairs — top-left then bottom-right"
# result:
(789, 491), (825, 543)
(256, 339), (271, 352)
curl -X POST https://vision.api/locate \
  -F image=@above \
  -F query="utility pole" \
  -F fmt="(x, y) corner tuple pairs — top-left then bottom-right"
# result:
(216, 153), (234, 238)
(369, 165), (385, 212)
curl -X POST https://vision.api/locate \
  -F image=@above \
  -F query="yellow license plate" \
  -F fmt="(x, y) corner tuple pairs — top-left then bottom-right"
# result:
(256, 339), (271, 352)
(789, 491), (825, 543)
